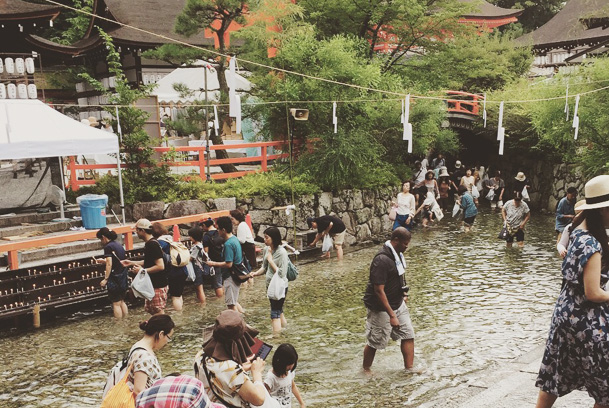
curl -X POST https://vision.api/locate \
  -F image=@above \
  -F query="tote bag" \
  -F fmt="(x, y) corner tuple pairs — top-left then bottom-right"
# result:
(100, 363), (136, 408)
(267, 272), (286, 300)
(131, 269), (154, 300)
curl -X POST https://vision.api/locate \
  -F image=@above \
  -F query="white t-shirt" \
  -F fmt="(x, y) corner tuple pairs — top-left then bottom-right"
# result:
(264, 370), (295, 408)
(237, 221), (255, 244)
(420, 158), (429, 170)
(396, 192), (416, 217)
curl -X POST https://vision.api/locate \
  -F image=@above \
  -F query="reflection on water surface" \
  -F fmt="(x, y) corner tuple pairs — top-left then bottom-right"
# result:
(0, 210), (562, 407)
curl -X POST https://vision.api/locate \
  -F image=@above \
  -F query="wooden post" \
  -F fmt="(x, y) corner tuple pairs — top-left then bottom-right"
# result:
(33, 304), (40, 328)
(124, 231), (134, 250)
(69, 156), (78, 191)
(261, 146), (267, 171)
(7, 250), (19, 270)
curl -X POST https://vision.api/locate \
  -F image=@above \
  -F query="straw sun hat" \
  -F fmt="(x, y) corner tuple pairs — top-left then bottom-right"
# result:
(515, 172), (526, 182)
(575, 175), (609, 211)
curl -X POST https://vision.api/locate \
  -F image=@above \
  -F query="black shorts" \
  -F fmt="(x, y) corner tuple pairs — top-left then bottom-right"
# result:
(167, 268), (187, 297)
(506, 229), (525, 243)
(464, 215), (476, 225)
(107, 272), (127, 303)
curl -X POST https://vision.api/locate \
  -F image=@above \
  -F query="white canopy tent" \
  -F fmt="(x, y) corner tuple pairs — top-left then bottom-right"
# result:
(151, 65), (252, 104)
(0, 100), (126, 222)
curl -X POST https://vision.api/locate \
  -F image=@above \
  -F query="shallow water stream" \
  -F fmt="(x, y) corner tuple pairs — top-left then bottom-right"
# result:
(0, 209), (563, 407)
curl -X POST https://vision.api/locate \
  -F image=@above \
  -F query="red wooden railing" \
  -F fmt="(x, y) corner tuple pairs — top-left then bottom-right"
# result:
(446, 91), (481, 116)
(0, 210), (230, 270)
(67, 140), (293, 191)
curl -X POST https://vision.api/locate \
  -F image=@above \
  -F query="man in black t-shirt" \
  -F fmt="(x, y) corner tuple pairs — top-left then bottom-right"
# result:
(307, 215), (347, 260)
(362, 227), (416, 371)
(200, 218), (224, 298)
(122, 218), (167, 315)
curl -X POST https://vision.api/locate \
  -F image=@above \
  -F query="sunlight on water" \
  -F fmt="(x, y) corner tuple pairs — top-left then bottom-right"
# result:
(0, 209), (562, 407)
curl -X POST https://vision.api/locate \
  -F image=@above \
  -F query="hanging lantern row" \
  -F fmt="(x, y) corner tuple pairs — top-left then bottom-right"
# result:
(0, 83), (37, 99)
(0, 58), (36, 75)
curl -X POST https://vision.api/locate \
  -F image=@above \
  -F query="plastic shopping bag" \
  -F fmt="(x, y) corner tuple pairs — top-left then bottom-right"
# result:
(267, 272), (286, 300)
(452, 202), (461, 218)
(432, 206), (444, 221)
(131, 269), (155, 300)
(185, 262), (196, 282)
(321, 235), (333, 253)
(486, 188), (495, 201)
(471, 185), (480, 199)
(522, 187), (530, 201)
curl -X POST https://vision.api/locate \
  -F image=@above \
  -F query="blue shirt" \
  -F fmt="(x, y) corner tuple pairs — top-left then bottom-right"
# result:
(222, 235), (243, 279)
(555, 197), (575, 232)
(460, 192), (478, 218)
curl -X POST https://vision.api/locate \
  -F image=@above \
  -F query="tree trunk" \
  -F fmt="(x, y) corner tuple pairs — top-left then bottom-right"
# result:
(210, 27), (238, 174)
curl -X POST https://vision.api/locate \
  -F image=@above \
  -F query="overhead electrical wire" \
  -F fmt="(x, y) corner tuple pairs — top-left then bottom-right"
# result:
(42, 0), (609, 106)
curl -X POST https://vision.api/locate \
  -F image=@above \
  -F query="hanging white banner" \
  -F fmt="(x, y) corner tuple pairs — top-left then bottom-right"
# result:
(572, 94), (580, 140)
(235, 95), (242, 134)
(228, 57), (237, 117)
(332, 101), (337, 133)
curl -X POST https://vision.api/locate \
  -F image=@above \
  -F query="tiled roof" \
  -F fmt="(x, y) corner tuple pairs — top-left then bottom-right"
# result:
(0, 0), (61, 19)
(459, 0), (523, 19)
(516, 0), (609, 49)
(101, 0), (213, 46)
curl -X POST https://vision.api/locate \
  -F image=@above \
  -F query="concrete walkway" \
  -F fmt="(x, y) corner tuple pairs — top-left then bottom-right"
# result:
(431, 343), (593, 408)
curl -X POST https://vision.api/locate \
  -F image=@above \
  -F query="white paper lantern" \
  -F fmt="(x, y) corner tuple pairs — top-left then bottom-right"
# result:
(7, 84), (17, 99)
(15, 58), (25, 75)
(17, 84), (27, 99)
(27, 84), (37, 99)
(5, 58), (14, 74)
(25, 57), (35, 74)
(0, 84), (6, 99)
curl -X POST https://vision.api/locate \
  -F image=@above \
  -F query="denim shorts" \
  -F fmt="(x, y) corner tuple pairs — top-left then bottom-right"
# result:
(365, 301), (415, 350)
(269, 288), (288, 319)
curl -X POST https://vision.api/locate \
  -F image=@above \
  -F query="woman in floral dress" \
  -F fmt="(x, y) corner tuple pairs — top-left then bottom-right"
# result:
(536, 175), (609, 407)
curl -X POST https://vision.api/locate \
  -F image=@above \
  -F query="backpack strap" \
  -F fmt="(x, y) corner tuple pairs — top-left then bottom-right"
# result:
(197, 353), (238, 408)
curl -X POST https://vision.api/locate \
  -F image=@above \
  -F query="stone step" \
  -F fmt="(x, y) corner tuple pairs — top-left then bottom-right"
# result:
(0, 207), (82, 229)
(0, 215), (117, 240)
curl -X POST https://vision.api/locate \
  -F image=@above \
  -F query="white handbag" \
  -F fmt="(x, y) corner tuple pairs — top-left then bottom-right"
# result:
(267, 272), (286, 301)
(131, 269), (155, 300)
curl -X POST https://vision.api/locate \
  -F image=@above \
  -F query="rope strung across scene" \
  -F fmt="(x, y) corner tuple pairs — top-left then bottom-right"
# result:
(43, 0), (609, 106)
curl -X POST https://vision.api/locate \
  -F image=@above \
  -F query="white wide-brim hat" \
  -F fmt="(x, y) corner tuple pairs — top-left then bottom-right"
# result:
(515, 172), (526, 182)
(575, 175), (609, 211)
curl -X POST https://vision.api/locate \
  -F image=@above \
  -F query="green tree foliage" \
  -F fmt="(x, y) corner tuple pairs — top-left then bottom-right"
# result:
(296, 129), (399, 191)
(489, 0), (564, 33)
(78, 28), (177, 203)
(299, 0), (474, 73)
(43, 0), (94, 45)
(485, 58), (609, 177)
(398, 33), (532, 92)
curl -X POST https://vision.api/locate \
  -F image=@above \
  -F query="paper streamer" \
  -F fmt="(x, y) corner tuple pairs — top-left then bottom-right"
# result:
(228, 57), (237, 117)
(572, 94), (580, 140)
(564, 84), (569, 121)
(497, 101), (505, 155)
(402, 95), (412, 153)
(235, 94), (242, 134)
(483, 93), (487, 128)
(213, 105), (220, 136)
(332, 101), (337, 133)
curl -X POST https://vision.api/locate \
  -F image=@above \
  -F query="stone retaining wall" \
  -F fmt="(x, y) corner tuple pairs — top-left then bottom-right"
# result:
(546, 164), (585, 212)
(114, 187), (401, 244)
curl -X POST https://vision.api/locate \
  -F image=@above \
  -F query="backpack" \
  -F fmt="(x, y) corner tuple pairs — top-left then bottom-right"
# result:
(102, 347), (145, 399)
(191, 244), (215, 277)
(203, 230), (224, 262)
(286, 261), (298, 281)
(158, 237), (190, 267)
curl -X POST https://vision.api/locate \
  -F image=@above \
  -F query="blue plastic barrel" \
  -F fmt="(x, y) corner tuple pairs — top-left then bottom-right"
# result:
(76, 194), (108, 229)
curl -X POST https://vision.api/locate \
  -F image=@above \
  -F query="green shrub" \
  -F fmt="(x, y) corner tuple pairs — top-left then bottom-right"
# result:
(296, 129), (399, 191)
